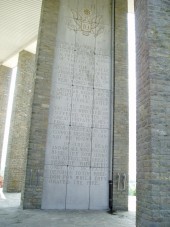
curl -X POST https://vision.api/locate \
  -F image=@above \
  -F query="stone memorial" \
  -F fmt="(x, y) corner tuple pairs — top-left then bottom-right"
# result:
(42, 0), (112, 210)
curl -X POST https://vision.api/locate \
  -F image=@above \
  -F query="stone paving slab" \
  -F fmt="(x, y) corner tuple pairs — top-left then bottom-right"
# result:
(0, 191), (136, 227)
(0, 208), (135, 227)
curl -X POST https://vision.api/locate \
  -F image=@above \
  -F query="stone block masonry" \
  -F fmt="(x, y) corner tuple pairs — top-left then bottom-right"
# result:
(23, 0), (59, 209)
(4, 51), (35, 192)
(135, 0), (170, 226)
(0, 66), (12, 172)
(112, 0), (129, 211)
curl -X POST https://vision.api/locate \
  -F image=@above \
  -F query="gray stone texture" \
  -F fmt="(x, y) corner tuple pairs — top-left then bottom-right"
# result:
(0, 192), (136, 227)
(23, 0), (59, 209)
(112, 0), (129, 211)
(23, 0), (129, 210)
(4, 51), (35, 192)
(135, 0), (170, 226)
(41, 0), (111, 210)
(0, 66), (12, 171)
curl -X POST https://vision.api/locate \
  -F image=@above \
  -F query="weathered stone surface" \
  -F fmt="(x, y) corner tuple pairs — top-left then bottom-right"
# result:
(42, 0), (111, 210)
(23, 0), (129, 211)
(4, 51), (35, 192)
(112, 0), (129, 211)
(0, 66), (12, 172)
(23, 0), (60, 209)
(135, 0), (170, 226)
(0, 193), (136, 227)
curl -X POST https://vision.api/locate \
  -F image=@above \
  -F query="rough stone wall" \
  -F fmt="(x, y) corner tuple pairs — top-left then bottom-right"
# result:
(135, 0), (170, 226)
(22, 0), (59, 208)
(0, 66), (12, 172)
(112, 0), (129, 211)
(4, 51), (35, 192)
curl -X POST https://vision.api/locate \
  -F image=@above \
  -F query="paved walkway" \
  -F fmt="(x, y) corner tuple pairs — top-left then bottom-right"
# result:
(0, 190), (136, 227)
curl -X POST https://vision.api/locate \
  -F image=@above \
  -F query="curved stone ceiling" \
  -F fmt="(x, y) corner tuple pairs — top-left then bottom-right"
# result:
(0, 0), (42, 66)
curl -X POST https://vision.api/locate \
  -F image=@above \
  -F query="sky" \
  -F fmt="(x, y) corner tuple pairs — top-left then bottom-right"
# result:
(128, 13), (136, 182)
(0, 67), (17, 176)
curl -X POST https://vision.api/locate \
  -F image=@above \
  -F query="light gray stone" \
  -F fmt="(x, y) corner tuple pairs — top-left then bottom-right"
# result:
(91, 128), (110, 168)
(94, 55), (111, 89)
(49, 84), (72, 125)
(95, 25), (111, 56)
(45, 124), (69, 166)
(71, 86), (93, 127)
(96, 0), (111, 26)
(0, 192), (136, 227)
(52, 44), (75, 85)
(42, 0), (112, 210)
(42, 165), (67, 209)
(69, 126), (91, 167)
(90, 167), (109, 210)
(73, 48), (94, 87)
(93, 89), (111, 129)
(66, 166), (90, 209)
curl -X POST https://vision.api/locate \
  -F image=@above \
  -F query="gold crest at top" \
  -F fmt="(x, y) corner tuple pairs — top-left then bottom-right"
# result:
(83, 9), (91, 16)
(68, 7), (104, 37)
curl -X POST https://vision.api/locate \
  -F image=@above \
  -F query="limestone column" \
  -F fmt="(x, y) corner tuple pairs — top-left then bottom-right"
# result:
(0, 66), (12, 172)
(23, 0), (114, 210)
(4, 51), (35, 192)
(135, 0), (170, 226)
(23, 0), (59, 208)
(112, 0), (129, 211)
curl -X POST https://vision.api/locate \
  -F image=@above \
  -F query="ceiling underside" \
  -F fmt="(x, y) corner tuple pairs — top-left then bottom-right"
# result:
(0, 0), (134, 68)
(0, 0), (42, 66)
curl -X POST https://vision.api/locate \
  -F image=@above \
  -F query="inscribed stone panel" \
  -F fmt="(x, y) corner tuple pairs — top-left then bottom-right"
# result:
(45, 124), (69, 165)
(49, 84), (72, 125)
(93, 89), (111, 129)
(52, 43), (75, 85)
(94, 55), (111, 89)
(66, 166), (90, 209)
(69, 126), (91, 167)
(42, 0), (112, 210)
(95, 25), (111, 56)
(71, 86), (93, 127)
(73, 47), (94, 87)
(42, 165), (67, 209)
(90, 167), (109, 210)
(91, 128), (110, 168)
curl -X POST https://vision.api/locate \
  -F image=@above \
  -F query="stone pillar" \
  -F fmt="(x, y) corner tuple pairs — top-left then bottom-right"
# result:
(112, 0), (129, 211)
(23, 0), (114, 210)
(0, 66), (12, 172)
(4, 51), (35, 192)
(23, 0), (59, 208)
(135, 0), (170, 226)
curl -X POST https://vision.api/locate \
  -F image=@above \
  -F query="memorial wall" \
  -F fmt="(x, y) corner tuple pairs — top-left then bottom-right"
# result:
(42, 0), (112, 210)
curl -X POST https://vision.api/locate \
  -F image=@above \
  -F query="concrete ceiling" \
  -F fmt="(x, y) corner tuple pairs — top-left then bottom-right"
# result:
(0, 0), (134, 68)
(0, 0), (42, 67)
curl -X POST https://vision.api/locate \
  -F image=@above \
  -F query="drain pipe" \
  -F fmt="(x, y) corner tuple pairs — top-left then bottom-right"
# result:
(109, 0), (116, 213)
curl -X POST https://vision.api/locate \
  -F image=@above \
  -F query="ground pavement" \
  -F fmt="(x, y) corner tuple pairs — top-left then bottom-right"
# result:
(0, 189), (136, 227)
